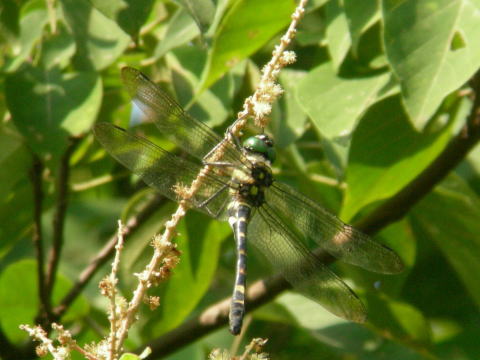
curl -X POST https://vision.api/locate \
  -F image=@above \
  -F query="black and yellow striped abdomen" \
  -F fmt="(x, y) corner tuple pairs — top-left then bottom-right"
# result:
(227, 201), (251, 335)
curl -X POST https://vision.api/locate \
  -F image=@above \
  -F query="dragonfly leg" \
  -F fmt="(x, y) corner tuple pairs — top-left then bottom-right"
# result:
(228, 202), (251, 335)
(196, 183), (229, 218)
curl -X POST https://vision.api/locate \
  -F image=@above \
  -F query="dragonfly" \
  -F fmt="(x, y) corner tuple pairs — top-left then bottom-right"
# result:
(93, 67), (404, 335)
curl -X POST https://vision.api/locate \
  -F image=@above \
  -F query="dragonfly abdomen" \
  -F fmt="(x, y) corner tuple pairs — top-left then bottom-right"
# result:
(227, 200), (252, 335)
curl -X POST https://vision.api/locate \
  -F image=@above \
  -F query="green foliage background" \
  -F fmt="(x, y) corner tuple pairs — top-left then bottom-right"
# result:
(1, 0), (480, 359)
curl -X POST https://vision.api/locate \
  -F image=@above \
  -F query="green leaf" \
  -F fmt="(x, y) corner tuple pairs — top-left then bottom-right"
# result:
(89, 0), (154, 37)
(412, 175), (480, 308)
(0, 0), (20, 44)
(343, 0), (379, 55)
(342, 95), (454, 221)
(0, 122), (30, 196)
(151, 9), (199, 62)
(365, 294), (432, 347)
(5, 66), (102, 159)
(61, 0), (130, 71)
(0, 259), (89, 343)
(269, 69), (308, 148)
(39, 23), (76, 69)
(325, 0), (350, 71)
(296, 63), (394, 140)
(168, 45), (242, 129)
(200, 0), (295, 90)
(2, 3), (48, 72)
(382, 0), (480, 129)
(178, 0), (216, 34)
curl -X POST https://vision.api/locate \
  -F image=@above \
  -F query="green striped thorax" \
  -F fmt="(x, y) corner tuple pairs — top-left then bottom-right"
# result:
(243, 134), (276, 164)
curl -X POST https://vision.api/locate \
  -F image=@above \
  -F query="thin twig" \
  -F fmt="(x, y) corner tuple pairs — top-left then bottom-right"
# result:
(45, 138), (78, 313)
(107, 221), (126, 360)
(30, 154), (50, 325)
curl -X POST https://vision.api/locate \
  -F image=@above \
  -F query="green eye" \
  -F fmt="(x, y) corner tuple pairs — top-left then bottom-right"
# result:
(243, 136), (268, 153)
(243, 135), (275, 163)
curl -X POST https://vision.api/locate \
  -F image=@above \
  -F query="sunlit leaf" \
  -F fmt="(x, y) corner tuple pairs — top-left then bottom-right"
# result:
(200, 0), (295, 90)
(383, 0), (480, 128)
(325, 0), (351, 70)
(296, 62), (394, 140)
(0, 260), (88, 343)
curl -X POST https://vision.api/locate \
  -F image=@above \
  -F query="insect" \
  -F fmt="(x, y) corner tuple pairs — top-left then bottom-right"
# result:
(93, 67), (404, 335)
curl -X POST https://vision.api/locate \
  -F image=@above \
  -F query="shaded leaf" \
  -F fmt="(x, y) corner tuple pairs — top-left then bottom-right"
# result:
(178, 0), (216, 34)
(61, 0), (130, 70)
(342, 95), (454, 221)
(151, 9), (199, 62)
(39, 23), (76, 69)
(5, 67), (102, 159)
(89, 0), (154, 37)
(344, 0), (379, 55)
(412, 174), (480, 309)
(2, 4), (48, 72)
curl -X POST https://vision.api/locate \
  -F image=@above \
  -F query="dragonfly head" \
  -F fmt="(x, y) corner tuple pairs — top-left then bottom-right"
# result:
(243, 134), (276, 163)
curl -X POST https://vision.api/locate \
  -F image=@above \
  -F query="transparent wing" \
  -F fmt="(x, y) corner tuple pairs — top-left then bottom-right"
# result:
(121, 67), (242, 164)
(249, 203), (367, 323)
(266, 182), (404, 274)
(93, 122), (231, 219)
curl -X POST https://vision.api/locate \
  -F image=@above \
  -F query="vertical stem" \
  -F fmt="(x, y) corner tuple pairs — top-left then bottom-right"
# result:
(45, 138), (77, 312)
(30, 155), (50, 323)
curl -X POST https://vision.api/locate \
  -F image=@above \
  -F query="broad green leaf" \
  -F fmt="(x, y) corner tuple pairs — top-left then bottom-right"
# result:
(0, 181), (33, 258)
(344, 0), (379, 55)
(412, 175), (480, 309)
(151, 9), (199, 62)
(89, 0), (154, 37)
(342, 95), (454, 221)
(5, 66), (102, 159)
(0, 0), (20, 44)
(0, 122), (30, 196)
(325, 0), (351, 71)
(269, 69), (308, 148)
(145, 212), (230, 335)
(296, 63), (394, 140)
(61, 0), (130, 71)
(2, 4), (48, 72)
(168, 45), (242, 129)
(39, 23), (76, 69)
(383, 0), (480, 129)
(178, 0), (216, 34)
(0, 259), (89, 343)
(365, 294), (431, 347)
(200, 0), (295, 90)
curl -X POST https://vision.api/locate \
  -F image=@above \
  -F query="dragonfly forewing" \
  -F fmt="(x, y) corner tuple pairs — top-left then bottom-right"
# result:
(121, 67), (241, 165)
(93, 122), (231, 219)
